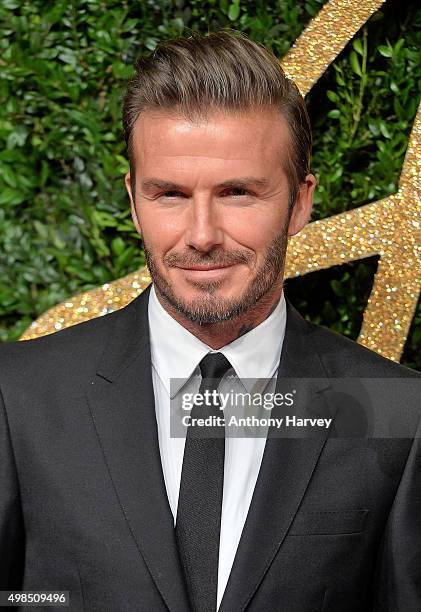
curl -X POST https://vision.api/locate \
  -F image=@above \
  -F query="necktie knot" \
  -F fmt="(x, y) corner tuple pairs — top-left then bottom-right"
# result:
(199, 352), (232, 383)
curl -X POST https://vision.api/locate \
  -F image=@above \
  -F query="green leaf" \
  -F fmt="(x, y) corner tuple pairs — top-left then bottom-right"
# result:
(390, 81), (399, 95)
(349, 51), (362, 77)
(379, 122), (392, 139)
(111, 237), (126, 256)
(7, 126), (29, 148)
(92, 211), (118, 228)
(116, 246), (136, 269)
(327, 109), (340, 119)
(2, 0), (20, 7)
(330, 166), (343, 182)
(145, 38), (158, 51)
(33, 220), (49, 240)
(0, 188), (25, 206)
(112, 62), (133, 79)
(352, 38), (363, 56)
(219, 0), (229, 15)
(115, 155), (129, 174)
(327, 90), (338, 103)
(228, 2), (240, 21)
(304, 2), (318, 17)
(378, 45), (393, 58)
(368, 121), (380, 136)
(0, 164), (17, 188)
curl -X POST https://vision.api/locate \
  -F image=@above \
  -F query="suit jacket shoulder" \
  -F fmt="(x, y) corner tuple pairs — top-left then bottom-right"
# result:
(0, 305), (120, 396)
(0, 283), (150, 394)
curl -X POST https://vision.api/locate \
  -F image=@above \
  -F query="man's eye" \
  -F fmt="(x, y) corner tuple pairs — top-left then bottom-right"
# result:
(160, 191), (185, 198)
(224, 188), (252, 197)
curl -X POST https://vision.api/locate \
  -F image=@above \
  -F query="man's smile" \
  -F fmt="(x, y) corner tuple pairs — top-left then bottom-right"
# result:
(175, 263), (238, 281)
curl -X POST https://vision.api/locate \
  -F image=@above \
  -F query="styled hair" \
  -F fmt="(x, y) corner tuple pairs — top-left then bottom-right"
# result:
(122, 30), (312, 210)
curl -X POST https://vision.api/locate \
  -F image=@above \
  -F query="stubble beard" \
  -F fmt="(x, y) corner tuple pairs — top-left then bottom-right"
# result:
(143, 224), (289, 326)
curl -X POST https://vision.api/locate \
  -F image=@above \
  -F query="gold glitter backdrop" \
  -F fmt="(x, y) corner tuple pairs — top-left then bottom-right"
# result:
(20, 0), (421, 364)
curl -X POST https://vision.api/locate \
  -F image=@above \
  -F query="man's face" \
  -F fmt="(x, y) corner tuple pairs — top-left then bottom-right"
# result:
(125, 107), (315, 324)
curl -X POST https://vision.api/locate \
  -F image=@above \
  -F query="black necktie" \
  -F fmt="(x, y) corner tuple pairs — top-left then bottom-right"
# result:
(175, 352), (232, 612)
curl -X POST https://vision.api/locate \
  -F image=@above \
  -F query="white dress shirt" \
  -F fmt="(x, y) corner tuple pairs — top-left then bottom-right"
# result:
(148, 283), (287, 610)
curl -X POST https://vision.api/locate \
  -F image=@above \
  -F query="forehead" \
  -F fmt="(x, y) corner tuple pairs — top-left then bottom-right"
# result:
(130, 107), (291, 175)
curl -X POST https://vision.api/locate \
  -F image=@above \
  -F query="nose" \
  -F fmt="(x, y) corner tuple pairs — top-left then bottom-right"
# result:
(184, 194), (224, 252)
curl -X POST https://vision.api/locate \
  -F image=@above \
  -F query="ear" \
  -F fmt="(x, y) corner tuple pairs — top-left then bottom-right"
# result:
(125, 171), (142, 235)
(287, 174), (317, 236)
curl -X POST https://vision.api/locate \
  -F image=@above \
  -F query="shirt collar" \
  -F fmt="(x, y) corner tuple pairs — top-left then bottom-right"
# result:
(148, 283), (287, 398)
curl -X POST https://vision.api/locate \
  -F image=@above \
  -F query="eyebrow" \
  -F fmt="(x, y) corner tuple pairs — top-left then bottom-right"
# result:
(140, 177), (271, 192)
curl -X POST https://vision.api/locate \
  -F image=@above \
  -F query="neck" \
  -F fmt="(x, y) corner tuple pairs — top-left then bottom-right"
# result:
(154, 282), (284, 349)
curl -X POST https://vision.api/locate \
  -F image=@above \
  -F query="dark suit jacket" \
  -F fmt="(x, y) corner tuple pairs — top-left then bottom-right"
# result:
(0, 283), (420, 612)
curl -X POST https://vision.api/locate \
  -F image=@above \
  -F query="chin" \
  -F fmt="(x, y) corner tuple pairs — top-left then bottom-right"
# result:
(185, 282), (240, 299)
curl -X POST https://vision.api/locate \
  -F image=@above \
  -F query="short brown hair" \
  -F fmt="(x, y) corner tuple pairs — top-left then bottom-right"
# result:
(122, 30), (312, 210)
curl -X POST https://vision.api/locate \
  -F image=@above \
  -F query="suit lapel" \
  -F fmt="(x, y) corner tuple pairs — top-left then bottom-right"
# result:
(86, 284), (191, 612)
(218, 299), (337, 612)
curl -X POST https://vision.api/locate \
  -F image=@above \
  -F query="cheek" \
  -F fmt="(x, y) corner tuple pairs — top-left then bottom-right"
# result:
(224, 209), (283, 252)
(138, 205), (184, 252)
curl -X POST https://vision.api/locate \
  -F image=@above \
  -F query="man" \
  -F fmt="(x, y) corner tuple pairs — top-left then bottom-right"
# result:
(0, 30), (420, 612)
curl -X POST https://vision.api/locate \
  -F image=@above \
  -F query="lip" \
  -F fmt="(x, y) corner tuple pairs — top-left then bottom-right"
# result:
(179, 265), (233, 271)
(177, 264), (236, 279)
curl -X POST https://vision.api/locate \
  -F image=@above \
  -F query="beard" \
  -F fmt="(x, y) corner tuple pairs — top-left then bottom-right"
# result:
(143, 222), (289, 325)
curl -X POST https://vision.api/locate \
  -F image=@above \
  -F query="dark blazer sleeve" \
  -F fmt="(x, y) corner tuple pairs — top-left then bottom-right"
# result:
(0, 384), (25, 588)
(372, 419), (421, 610)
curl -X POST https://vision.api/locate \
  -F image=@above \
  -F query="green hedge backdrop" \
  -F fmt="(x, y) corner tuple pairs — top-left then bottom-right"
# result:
(0, 0), (420, 370)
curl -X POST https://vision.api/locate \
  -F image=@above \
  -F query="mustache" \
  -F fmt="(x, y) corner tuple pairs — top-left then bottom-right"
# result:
(164, 248), (253, 268)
